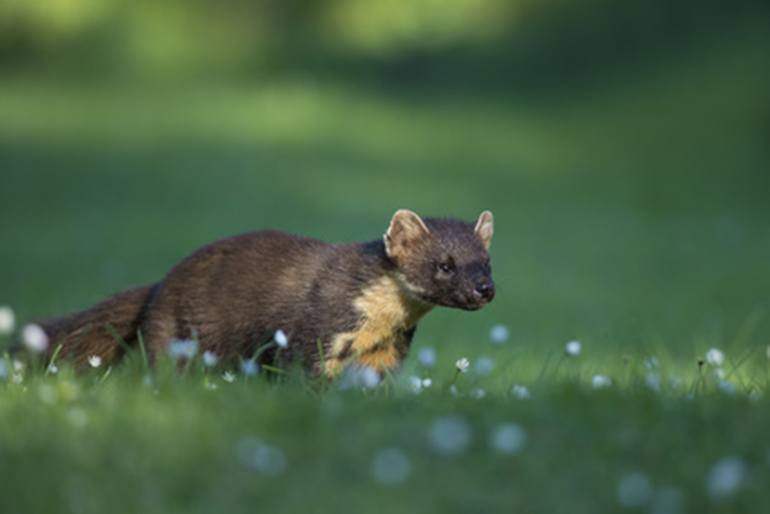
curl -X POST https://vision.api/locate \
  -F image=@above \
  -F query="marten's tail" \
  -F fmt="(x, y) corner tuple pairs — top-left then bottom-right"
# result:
(37, 284), (158, 368)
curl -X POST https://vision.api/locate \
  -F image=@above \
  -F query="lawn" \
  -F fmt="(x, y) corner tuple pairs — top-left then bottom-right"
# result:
(1, 20), (769, 514)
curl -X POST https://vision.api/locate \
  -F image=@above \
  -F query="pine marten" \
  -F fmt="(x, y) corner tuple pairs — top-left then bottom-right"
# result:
(35, 210), (495, 376)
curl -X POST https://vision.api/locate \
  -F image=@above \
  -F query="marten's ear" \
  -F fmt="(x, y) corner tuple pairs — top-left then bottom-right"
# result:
(474, 210), (494, 250)
(384, 209), (430, 259)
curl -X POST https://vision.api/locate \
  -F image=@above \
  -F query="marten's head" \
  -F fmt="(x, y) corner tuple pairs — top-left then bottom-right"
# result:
(384, 209), (495, 311)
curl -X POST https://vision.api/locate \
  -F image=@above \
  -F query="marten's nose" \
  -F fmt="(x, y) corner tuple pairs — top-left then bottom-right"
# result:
(474, 281), (495, 301)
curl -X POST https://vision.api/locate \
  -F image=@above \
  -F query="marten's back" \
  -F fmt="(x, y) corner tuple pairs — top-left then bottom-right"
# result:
(140, 230), (344, 362)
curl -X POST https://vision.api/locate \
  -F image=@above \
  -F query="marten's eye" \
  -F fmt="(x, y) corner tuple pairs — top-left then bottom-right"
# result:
(437, 262), (455, 274)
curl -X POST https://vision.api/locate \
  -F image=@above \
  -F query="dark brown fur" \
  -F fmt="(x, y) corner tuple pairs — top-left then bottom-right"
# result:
(36, 210), (496, 376)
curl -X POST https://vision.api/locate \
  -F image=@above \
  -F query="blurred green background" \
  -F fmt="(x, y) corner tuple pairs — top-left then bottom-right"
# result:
(1, 0), (769, 360)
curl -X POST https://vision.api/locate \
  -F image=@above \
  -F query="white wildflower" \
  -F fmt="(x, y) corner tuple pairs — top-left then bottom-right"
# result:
(455, 357), (470, 373)
(167, 339), (198, 360)
(417, 347), (437, 368)
(617, 471), (653, 507)
(360, 367), (381, 389)
(371, 448), (411, 486)
(408, 376), (424, 394)
(0, 306), (15, 335)
(429, 416), (471, 456)
(222, 371), (236, 383)
(706, 348), (725, 367)
(202, 351), (219, 367)
(12, 373), (23, 385)
(565, 340), (581, 357)
(13, 359), (24, 372)
(717, 380), (736, 395)
(645, 373), (661, 392)
(407, 376), (432, 393)
(47, 364), (59, 375)
(471, 387), (486, 399)
(88, 355), (102, 368)
(489, 324), (509, 344)
(592, 375), (612, 389)
(644, 356), (659, 369)
(274, 329), (289, 349)
(21, 324), (48, 353)
(240, 359), (258, 377)
(236, 438), (287, 476)
(474, 355), (494, 376)
(338, 365), (380, 390)
(490, 423), (527, 455)
(511, 384), (531, 399)
(707, 457), (746, 498)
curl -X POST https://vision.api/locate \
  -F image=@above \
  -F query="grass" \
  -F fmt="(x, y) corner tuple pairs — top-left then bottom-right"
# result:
(1, 347), (769, 514)
(1, 19), (770, 514)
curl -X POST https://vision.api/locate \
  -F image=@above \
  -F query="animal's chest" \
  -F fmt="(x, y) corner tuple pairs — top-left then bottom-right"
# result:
(323, 276), (429, 376)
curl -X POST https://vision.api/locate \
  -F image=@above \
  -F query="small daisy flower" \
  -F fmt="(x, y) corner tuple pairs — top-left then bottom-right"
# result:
(429, 416), (471, 456)
(592, 375), (612, 389)
(236, 438), (287, 476)
(88, 355), (102, 368)
(471, 387), (486, 399)
(222, 371), (236, 383)
(371, 448), (411, 486)
(643, 356), (659, 369)
(202, 351), (219, 368)
(21, 324), (49, 353)
(0, 306), (15, 335)
(706, 348), (725, 367)
(717, 380), (736, 395)
(565, 340), (581, 357)
(408, 376), (423, 394)
(490, 423), (527, 454)
(474, 356), (494, 376)
(645, 373), (661, 392)
(47, 364), (59, 375)
(274, 329), (289, 349)
(707, 457), (746, 498)
(617, 472), (653, 507)
(241, 359), (258, 377)
(421, 378), (432, 388)
(417, 347), (437, 368)
(455, 357), (470, 373)
(489, 324), (509, 344)
(511, 384), (531, 399)
(167, 339), (198, 361)
(337, 365), (381, 390)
